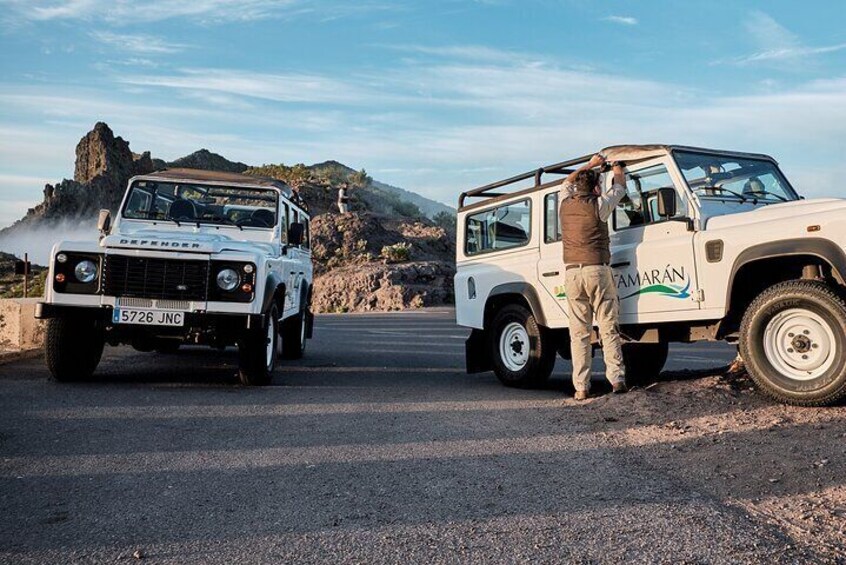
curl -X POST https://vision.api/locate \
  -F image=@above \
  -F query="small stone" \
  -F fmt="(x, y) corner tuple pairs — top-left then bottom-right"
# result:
(768, 478), (780, 483)
(132, 549), (144, 559)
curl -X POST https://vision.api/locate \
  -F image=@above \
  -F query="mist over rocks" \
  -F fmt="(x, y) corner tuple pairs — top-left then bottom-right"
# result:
(0, 122), (456, 311)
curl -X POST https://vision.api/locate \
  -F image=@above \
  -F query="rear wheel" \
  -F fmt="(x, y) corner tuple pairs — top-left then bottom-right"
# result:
(238, 305), (278, 386)
(622, 342), (669, 386)
(490, 304), (556, 388)
(740, 280), (846, 406)
(45, 317), (105, 382)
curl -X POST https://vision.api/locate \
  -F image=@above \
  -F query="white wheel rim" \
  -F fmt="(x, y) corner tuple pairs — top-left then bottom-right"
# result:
(266, 319), (275, 368)
(763, 308), (836, 381)
(500, 322), (530, 371)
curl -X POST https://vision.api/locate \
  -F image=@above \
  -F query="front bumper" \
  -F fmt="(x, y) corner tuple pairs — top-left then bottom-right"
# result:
(36, 302), (266, 330)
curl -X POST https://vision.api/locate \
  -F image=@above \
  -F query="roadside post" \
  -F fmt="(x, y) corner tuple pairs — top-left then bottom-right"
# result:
(14, 253), (30, 298)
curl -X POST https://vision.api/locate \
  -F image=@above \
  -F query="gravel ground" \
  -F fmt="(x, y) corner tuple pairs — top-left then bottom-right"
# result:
(1, 309), (845, 564)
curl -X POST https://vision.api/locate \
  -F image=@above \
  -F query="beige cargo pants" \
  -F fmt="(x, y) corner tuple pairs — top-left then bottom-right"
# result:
(564, 265), (625, 392)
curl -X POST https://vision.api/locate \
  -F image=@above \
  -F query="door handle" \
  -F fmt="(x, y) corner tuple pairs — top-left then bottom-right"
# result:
(611, 262), (631, 269)
(542, 271), (560, 277)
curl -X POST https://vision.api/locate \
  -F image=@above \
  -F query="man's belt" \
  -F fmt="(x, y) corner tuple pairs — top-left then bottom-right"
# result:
(565, 262), (609, 270)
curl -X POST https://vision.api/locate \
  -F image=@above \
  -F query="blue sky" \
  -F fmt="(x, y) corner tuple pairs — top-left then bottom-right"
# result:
(1, 0), (845, 227)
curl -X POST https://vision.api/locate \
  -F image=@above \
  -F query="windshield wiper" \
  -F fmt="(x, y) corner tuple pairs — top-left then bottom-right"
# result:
(750, 191), (789, 203)
(202, 215), (244, 231)
(694, 186), (748, 202)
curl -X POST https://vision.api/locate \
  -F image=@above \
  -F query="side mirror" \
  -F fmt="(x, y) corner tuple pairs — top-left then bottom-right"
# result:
(97, 209), (112, 235)
(288, 222), (305, 246)
(656, 188), (677, 218)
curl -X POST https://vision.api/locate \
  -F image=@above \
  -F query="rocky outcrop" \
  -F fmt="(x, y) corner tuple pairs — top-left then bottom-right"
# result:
(312, 261), (454, 313)
(1, 122), (156, 234)
(168, 149), (248, 173)
(309, 212), (455, 312)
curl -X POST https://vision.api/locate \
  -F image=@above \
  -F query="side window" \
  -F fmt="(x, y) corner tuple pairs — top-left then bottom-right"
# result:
(280, 203), (289, 242)
(613, 164), (684, 230)
(464, 199), (531, 256)
(302, 219), (310, 249)
(544, 192), (560, 243)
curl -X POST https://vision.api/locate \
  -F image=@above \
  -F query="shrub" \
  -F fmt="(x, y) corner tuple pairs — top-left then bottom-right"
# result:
(381, 242), (412, 263)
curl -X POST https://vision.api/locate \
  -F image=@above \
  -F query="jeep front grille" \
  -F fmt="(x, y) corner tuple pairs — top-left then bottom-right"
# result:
(103, 256), (210, 301)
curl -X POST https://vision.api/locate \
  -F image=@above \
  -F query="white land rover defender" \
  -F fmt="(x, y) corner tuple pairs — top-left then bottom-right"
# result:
(36, 169), (313, 385)
(455, 145), (846, 406)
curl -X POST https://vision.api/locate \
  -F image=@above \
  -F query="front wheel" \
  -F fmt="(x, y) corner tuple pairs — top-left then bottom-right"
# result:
(238, 305), (278, 386)
(622, 342), (669, 386)
(490, 304), (556, 388)
(740, 280), (846, 406)
(45, 317), (105, 382)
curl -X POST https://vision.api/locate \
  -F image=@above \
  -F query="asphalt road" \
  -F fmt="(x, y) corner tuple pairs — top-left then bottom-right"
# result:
(1, 309), (844, 564)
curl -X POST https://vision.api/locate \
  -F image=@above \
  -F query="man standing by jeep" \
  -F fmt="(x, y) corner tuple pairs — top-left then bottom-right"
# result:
(560, 153), (628, 400)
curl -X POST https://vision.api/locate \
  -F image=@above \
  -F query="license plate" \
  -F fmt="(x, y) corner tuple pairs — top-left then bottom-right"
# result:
(112, 308), (185, 327)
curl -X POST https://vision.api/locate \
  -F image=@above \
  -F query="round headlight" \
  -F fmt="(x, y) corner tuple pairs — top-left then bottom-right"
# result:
(74, 260), (97, 283)
(56, 253), (68, 264)
(216, 268), (240, 291)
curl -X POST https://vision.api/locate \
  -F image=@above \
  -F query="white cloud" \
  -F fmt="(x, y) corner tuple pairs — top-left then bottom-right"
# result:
(118, 68), (375, 104)
(90, 31), (189, 54)
(604, 15), (638, 26)
(3, 0), (395, 25)
(719, 11), (846, 66)
(2, 51), (846, 225)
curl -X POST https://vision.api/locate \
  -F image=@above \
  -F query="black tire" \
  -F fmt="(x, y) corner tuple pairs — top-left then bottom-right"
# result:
(622, 342), (669, 386)
(490, 303), (556, 388)
(739, 280), (846, 406)
(238, 304), (278, 386)
(282, 291), (308, 360)
(45, 317), (105, 382)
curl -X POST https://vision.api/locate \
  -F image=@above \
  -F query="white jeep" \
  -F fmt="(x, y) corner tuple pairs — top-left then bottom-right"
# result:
(36, 169), (313, 385)
(455, 145), (846, 406)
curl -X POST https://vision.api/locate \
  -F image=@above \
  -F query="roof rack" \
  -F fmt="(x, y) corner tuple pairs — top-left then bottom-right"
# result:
(458, 152), (592, 210)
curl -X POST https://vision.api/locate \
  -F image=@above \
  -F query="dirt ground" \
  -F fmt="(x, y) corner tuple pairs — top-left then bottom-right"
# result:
(584, 368), (846, 560)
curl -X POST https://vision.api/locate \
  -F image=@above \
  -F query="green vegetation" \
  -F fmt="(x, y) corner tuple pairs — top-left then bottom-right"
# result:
(245, 163), (311, 188)
(433, 210), (457, 231)
(381, 242), (412, 263)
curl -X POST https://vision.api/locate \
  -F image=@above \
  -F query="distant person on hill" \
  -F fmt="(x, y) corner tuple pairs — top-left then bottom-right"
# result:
(338, 186), (349, 214)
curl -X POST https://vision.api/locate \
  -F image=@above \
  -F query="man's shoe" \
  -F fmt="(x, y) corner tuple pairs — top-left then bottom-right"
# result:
(612, 382), (629, 394)
(574, 390), (589, 401)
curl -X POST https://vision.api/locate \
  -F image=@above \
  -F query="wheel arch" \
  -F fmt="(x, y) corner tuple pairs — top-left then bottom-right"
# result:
(484, 282), (548, 329)
(261, 272), (286, 316)
(722, 238), (846, 335)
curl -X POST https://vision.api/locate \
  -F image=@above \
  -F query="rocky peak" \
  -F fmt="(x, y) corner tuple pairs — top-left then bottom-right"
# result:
(75, 122), (134, 183)
(168, 149), (248, 173)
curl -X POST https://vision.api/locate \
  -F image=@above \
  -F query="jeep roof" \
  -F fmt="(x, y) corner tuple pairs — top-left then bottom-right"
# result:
(458, 144), (778, 211)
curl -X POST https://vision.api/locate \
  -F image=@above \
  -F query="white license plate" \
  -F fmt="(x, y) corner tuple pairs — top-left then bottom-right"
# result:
(112, 308), (185, 327)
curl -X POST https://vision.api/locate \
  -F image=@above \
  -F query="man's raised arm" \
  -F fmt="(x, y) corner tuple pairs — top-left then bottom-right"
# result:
(564, 153), (606, 185)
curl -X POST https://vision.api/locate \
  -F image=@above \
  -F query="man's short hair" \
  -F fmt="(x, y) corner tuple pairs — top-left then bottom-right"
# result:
(574, 169), (599, 195)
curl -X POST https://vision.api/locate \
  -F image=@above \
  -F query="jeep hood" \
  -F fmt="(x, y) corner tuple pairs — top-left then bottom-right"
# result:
(705, 198), (846, 230)
(101, 228), (276, 256)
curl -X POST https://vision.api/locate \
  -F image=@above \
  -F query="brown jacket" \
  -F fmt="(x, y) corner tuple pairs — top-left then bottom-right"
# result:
(559, 194), (611, 265)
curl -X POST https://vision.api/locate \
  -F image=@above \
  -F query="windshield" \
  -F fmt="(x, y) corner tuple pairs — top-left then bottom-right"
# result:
(123, 181), (279, 228)
(673, 150), (798, 203)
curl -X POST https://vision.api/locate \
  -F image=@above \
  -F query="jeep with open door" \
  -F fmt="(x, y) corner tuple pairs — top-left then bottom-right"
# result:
(455, 145), (846, 406)
(36, 168), (314, 385)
